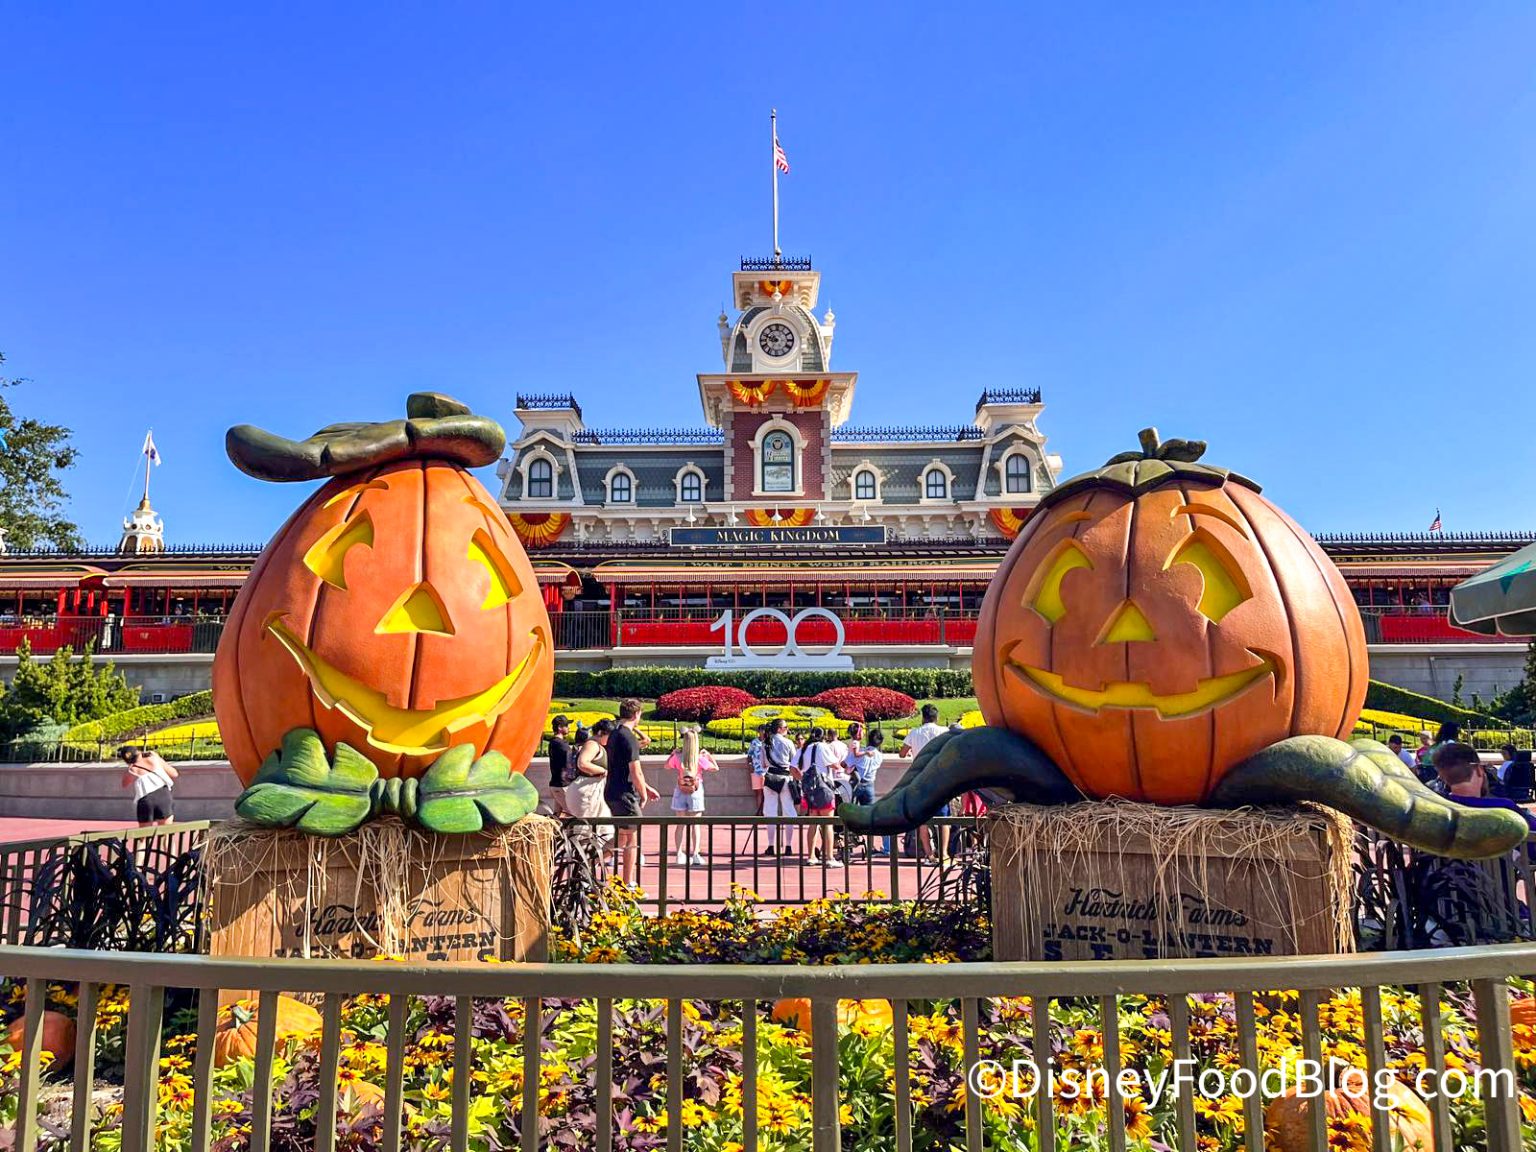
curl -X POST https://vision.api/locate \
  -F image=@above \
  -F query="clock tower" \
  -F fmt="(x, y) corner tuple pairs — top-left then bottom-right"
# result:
(698, 258), (855, 505)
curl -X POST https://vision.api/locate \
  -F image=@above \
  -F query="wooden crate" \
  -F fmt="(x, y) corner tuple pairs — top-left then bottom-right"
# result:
(202, 817), (554, 964)
(988, 801), (1354, 962)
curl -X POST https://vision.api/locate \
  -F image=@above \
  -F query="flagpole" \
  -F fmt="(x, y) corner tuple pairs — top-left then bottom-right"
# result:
(771, 108), (780, 260)
(143, 433), (152, 505)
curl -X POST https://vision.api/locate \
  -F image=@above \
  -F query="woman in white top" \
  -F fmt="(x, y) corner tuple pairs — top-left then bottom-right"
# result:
(119, 746), (178, 826)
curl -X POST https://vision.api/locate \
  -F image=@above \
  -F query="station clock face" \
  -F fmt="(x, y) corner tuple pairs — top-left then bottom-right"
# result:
(758, 322), (797, 359)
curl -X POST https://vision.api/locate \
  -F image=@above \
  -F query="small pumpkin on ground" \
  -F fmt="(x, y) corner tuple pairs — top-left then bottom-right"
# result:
(770, 998), (894, 1033)
(212, 995), (322, 1067)
(1264, 1074), (1433, 1151)
(1508, 995), (1536, 1033)
(4, 1010), (76, 1072)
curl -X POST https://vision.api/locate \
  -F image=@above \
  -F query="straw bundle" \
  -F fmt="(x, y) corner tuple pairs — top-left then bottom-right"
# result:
(201, 815), (554, 963)
(987, 800), (1354, 961)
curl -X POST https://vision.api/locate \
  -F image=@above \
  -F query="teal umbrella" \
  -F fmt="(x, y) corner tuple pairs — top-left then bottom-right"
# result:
(1449, 541), (1536, 636)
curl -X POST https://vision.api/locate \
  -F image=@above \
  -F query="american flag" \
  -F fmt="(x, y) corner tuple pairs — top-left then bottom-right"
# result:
(1428, 508), (1442, 532)
(774, 136), (790, 174)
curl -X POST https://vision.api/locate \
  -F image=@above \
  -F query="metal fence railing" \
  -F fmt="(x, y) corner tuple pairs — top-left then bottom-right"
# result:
(0, 816), (1533, 959)
(2, 941), (1533, 1152)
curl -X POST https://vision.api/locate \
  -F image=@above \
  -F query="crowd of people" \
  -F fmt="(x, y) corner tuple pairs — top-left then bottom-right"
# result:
(1387, 722), (1536, 835)
(543, 701), (981, 883)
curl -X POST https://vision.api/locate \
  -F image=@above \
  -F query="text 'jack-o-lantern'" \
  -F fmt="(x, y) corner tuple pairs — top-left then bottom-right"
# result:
(213, 398), (554, 786)
(973, 429), (1367, 805)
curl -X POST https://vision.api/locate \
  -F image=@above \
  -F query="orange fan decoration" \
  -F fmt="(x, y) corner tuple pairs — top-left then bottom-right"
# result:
(987, 507), (1033, 540)
(726, 380), (777, 407)
(745, 508), (816, 528)
(506, 511), (570, 549)
(757, 279), (795, 298)
(782, 379), (830, 407)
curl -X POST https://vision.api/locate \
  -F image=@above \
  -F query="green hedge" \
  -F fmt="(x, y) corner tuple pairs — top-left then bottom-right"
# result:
(553, 667), (974, 700)
(64, 690), (215, 744)
(1363, 680), (1497, 728)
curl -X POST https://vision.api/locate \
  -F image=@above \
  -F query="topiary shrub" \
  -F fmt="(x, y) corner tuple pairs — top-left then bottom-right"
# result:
(653, 686), (759, 723)
(1364, 680), (1495, 727)
(808, 687), (918, 722)
(64, 689), (215, 745)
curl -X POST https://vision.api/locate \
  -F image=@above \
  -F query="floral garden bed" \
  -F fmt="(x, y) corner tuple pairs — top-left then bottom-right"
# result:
(3, 890), (1535, 1149)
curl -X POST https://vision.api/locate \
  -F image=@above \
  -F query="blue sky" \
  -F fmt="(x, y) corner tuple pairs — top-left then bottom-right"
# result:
(3, 3), (1534, 544)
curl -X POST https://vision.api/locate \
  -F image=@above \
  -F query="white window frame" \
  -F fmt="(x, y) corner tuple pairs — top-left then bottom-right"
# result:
(845, 459), (884, 503)
(919, 460), (956, 504)
(751, 417), (805, 497)
(516, 447), (562, 503)
(604, 463), (636, 505)
(999, 447), (1034, 495)
(675, 464), (707, 505)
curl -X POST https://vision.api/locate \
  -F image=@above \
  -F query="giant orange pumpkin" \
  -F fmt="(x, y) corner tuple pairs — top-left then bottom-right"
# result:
(974, 430), (1367, 805)
(213, 399), (554, 787)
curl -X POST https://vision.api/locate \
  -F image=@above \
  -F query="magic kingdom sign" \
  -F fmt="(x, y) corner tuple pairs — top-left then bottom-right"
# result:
(669, 525), (887, 547)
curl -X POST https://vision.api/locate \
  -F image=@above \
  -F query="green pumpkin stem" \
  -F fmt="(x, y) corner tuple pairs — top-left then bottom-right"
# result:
(1137, 427), (1161, 456)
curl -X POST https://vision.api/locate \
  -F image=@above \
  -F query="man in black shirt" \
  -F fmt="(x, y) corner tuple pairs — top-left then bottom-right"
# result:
(604, 698), (657, 885)
(547, 715), (573, 815)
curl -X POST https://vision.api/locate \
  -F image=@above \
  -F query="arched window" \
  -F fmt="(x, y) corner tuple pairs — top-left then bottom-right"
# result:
(609, 473), (632, 503)
(853, 470), (877, 501)
(528, 458), (554, 499)
(761, 429), (796, 494)
(679, 470), (703, 504)
(1004, 453), (1031, 494)
(924, 468), (948, 500)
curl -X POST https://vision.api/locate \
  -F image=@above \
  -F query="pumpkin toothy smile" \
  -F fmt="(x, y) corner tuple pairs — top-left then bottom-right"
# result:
(264, 615), (547, 756)
(1007, 655), (1275, 719)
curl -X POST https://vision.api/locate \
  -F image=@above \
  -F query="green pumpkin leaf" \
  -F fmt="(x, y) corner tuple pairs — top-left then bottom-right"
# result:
(234, 728), (379, 836)
(414, 748), (539, 834)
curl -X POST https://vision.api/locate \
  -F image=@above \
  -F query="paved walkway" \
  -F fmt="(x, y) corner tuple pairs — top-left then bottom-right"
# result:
(0, 817), (136, 844)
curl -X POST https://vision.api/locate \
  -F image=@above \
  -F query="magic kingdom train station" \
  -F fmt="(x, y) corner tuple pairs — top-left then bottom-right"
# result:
(1, 253), (1531, 705)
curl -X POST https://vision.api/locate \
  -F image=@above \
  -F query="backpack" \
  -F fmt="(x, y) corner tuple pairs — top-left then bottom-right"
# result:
(798, 744), (834, 811)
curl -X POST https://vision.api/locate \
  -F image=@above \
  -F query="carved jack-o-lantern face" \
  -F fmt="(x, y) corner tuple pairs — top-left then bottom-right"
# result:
(974, 445), (1367, 805)
(213, 459), (554, 784)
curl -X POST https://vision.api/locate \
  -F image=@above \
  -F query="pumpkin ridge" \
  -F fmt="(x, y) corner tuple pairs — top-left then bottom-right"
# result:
(308, 468), (383, 760)
(1222, 486), (1302, 742)
(461, 466), (523, 760)
(404, 461), (430, 721)
(1040, 493), (1100, 789)
(1240, 486), (1365, 740)
(1177, 483), (1223, 802)
(1121, 487), (1144, 801)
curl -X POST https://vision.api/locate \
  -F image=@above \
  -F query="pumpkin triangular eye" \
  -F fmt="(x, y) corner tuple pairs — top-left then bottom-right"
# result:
(1167, 533), (1251, 623)
(302, 513), (373, 590)
(1026, 540), (1093, 625)
(468, 530), (521, 610)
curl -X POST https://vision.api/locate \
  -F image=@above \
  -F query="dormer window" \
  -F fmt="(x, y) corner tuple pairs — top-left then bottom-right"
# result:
(1005, 453), (1031, 494)
(761, 430), (796, 493)
(527, 458), (554, 499)
(677, 467), (704, 504)
(854, 470), (877, 501)
(924, 468), (949, 500)
(608, 472), (633, 503)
